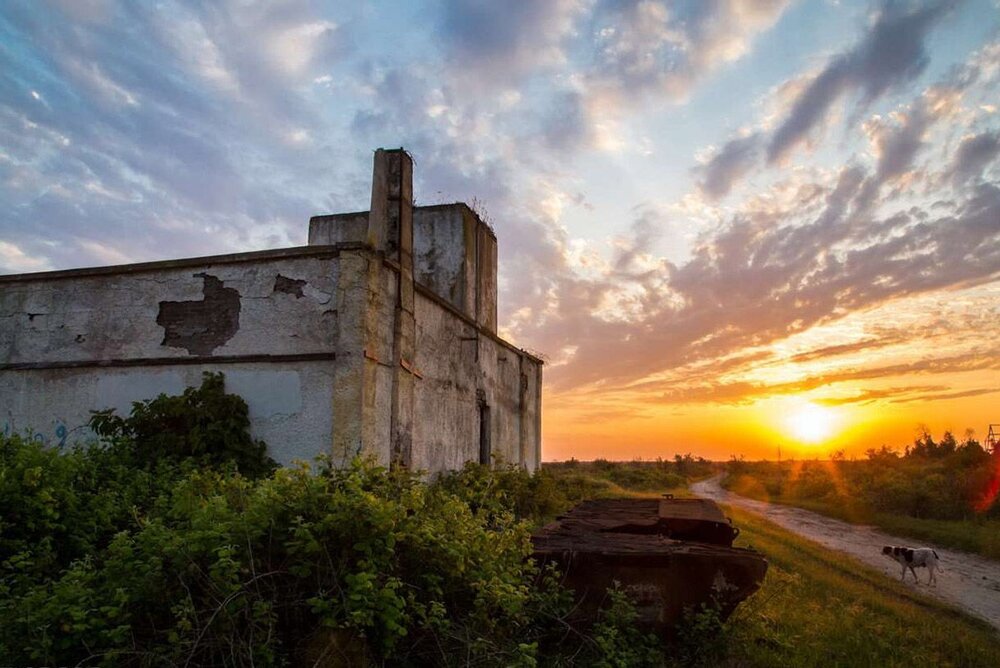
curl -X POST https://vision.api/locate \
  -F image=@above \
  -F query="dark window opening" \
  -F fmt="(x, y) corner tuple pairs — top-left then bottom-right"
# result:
(479, 402), (492, 465)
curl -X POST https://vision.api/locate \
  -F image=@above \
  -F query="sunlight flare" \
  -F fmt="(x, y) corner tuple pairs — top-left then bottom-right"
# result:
(786, 401), (837, 444)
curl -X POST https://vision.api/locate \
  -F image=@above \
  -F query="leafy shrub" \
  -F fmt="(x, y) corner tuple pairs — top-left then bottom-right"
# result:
(671, 598), (727, 667)
(589, 585), (664, 668)
(1, 376), (730, 666)
(0, 434), (183, 583)
(89, 371), (276, 478)
(0, 445), (667, 667)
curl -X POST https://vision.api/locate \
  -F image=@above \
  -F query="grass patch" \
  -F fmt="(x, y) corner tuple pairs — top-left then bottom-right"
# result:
(722, 505), (1000, 667)
(724, 472), (1000, 560)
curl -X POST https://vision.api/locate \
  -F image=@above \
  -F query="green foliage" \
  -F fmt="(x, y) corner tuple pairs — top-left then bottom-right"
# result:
(723, 429), (1000, 558)
(0, 436), (669, 667)
(89, 371), (276, 478)
(0, 433), (183, 583)
(545, 457), (714, 497)
(588, 585), (664, 668)
(1, 375), (727, 666)
(672, 599), (726, 667)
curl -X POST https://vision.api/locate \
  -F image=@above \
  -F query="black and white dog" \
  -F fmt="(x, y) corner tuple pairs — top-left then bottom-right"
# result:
(882, 545), (939, 585)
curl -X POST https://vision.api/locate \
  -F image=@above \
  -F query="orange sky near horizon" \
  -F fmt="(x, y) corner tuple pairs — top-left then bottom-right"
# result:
(537, 283), (1000, 462)
(542, 385), (998, 462)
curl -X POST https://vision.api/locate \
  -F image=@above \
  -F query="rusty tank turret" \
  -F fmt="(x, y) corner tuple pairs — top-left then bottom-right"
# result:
(531, 495), (767, 636)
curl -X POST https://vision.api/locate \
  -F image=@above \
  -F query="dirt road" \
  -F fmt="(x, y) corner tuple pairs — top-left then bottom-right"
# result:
(691, 475), (1000, 631)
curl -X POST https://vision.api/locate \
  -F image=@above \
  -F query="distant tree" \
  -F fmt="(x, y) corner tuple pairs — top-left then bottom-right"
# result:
(909, 428), (937, 458)
(939, 431), (958, 456)
(866, 445), (899, 462)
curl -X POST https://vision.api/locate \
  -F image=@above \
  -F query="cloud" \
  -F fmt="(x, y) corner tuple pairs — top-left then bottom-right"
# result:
(787, 338), (898, 364)
(950, 131), (1000, 184)
(0, 0), (347, 270)
(767, 1), (956, 163)
(815, 386), (947, 406)
(889, 387), (1000, 403)
(438, 0), (585, 84)
(696, 132), (763, 199)
(517, 148), (1000, 394)
(587, 0), (792, 102)
(644, 348), (1000, 405)
(0, 241), (51, 273)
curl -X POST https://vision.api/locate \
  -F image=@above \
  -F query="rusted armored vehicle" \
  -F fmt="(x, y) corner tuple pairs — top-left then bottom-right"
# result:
(531, 496), (767, 636)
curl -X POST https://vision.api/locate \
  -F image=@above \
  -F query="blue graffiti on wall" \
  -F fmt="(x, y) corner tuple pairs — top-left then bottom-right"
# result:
(2, 419), (73, 448)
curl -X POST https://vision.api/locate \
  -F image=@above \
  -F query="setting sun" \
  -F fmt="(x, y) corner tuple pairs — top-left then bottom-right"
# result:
(786, 402), (837, 444)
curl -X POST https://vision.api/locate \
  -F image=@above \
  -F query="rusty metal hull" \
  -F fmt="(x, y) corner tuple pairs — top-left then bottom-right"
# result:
(531, 498), (767, 635)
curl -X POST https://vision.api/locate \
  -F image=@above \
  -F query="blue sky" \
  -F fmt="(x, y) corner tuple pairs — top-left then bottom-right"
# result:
(2, 1), (999, 457)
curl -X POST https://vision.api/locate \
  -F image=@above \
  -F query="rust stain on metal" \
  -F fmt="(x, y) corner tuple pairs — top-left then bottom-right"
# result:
(156, 273), (241, 356)
(531, 497), (767, 637)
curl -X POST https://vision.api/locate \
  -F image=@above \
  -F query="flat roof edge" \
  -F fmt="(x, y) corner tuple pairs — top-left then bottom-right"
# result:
(0, 243), (372, 283)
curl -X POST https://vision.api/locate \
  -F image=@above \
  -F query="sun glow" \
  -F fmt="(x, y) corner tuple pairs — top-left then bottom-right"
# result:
(786, 401), (837, 444)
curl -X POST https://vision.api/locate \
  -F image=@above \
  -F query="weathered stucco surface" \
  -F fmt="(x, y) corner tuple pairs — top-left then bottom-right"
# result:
(0, 250), (344, 465)
(0, 148), (543, 472)
(412, 205), (476, 317)
(410, 287), (541, 472)
(1, 364), (334, 465)
(0, 253), (340, 364)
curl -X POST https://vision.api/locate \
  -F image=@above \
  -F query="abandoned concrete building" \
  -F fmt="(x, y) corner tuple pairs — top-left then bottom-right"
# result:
(0, 149), (542, 472)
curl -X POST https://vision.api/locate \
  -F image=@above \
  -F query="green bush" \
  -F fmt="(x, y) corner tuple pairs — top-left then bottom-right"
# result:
(2, 376), (732, 666)
(89, 371), (276, 478)
(2, 445), (673, 666)
(0, 434), (183, 583)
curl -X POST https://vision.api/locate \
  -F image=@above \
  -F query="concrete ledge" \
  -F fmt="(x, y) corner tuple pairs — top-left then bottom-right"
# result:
(0, 244), (371, 283)
(409, 268), (543, 366)
(0, 351), (337, 371)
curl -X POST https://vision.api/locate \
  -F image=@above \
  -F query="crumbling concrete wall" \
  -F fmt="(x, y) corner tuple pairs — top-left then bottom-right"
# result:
(314, 203), (499, 333)
(0, 248), (345, 464)
(410, 285), (541, 472)
(0, 364), (335, 464)
(412, 205), (477, 318)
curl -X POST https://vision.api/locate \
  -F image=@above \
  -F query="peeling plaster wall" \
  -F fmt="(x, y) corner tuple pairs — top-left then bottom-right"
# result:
(0, 250), (343, 465)
(411, 288), (541, 472)
(1, 364), (334, 465)
(1, 254), (339, 364)
(0, 244), (541, 472)
(2, 158), (542, 475)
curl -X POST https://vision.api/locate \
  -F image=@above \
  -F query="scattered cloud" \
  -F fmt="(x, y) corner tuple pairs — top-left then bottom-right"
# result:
(951, 131), (1000, 183)
(767, 1), (956, 163)
(696, 132), (763, 199)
